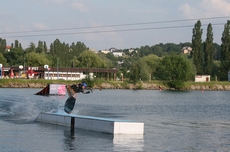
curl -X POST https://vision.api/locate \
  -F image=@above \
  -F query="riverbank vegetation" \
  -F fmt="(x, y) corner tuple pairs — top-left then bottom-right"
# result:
(1, 20), (230, 90)
(0, 79), (230, 91)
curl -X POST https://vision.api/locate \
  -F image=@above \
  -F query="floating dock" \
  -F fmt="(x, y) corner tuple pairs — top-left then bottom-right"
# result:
(36, 112), (144, 134)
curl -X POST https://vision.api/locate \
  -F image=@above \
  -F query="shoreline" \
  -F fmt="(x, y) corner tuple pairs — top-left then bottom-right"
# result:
(0, 82), (230, 91)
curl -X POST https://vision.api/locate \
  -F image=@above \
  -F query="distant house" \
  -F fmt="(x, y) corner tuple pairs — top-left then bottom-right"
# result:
(117, 61), (123, 65)
(109, 47), (117, 52)
(182, 46), (192, 54)
(112, 51), (123, 57)
(129, 48), (134, 53)
(99, 47), (122, 56)
(99, 50), (110, 54)
(5, 46), (11, 52)
(195, 74), (210, 82)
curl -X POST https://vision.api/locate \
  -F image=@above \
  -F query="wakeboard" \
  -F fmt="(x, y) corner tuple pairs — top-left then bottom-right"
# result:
(64, 96), (76, 114)
(64, 85), (76, 114)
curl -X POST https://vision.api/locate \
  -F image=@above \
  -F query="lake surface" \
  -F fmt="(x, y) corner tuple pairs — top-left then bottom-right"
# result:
(0, 88), (230, 152)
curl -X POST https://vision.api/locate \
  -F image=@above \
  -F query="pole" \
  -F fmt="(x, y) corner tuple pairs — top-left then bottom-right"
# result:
(57, 57), (59, 80)
(71, 117), (75, 132)
(24, 58), (25, 74)
(0, 64), (2, 79)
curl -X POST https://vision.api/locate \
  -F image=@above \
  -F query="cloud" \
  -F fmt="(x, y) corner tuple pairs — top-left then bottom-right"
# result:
(32, 23), (49, 30)
(179, 0), (230, 18)
(178, 3), (199, 18)
(71, 2), (89, 13)
(201, 0), (230, 16)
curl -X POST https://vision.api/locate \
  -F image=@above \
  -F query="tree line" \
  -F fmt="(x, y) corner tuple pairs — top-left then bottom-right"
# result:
(0, 20), (230, 89)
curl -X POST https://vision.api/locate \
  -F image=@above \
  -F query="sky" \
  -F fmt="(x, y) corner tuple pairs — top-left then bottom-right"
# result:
(0, 0), (230, 51)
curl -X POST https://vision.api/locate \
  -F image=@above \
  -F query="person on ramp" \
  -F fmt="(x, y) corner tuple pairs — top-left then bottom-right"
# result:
(64, 82), (90, 114)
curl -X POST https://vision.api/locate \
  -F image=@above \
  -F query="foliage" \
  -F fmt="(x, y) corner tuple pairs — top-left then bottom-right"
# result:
(213, 43), (221, 60)
(0, 38), (6, 53)
(78, 50), (106, 68)
(70, 56), (80, 67)
(203, 23), (214, 75)
(0, 53), (7, 65)
(82, 74), (94, 87)
(191, 20), (203, 74)
(26, 42), (36, 53)
(25, 52), (51, 66)
(99, 52), (117, 68)
(36, 41), (46, 53)
(49, 39), (88, 67)
(130, 60), (150, 82)
(211, 60), (221, 80)
(140, 54), (160, 79)
(220, 20), (230, 81)
(1, 19), (229, 82)
(155, 54), (195, 89)
(3, 47), (25, 66)
(167, 80), (185, 90)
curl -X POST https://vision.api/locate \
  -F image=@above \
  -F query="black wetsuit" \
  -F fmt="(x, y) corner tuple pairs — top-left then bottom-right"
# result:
(70, 83), (90, 94)
(70, 84), (84, 93)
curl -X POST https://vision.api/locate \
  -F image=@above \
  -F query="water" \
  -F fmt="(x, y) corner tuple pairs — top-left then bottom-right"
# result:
(0, 88), (230, 152)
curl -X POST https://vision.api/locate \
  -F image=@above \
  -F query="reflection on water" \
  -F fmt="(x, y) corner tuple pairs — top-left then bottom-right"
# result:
(63, 130), (76, 151)
(113, 134), (144, 152)
(62, 128), (144, 152)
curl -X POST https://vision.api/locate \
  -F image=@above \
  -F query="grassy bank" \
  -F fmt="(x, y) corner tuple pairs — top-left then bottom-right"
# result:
(0, 78), (229, 90)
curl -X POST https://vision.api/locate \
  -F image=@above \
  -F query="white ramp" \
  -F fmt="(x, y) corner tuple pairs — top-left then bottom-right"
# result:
(36, 112), (144, 134)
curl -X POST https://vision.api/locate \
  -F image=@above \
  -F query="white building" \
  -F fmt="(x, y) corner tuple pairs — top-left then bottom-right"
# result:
(44, 71), (93, 80)
(129, 48), (134, 53)
(112, 52), (123, 57)
(99, 50), (110, 54)
(195, 75), (210, 82)
(182, 46), (192, 54)
(109, 47), (117, 52)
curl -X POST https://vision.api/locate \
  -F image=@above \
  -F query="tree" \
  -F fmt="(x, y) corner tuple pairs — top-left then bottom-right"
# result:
(50, 39), (72, 67)
(26, 42), (36, 53)
(191, 20), (203, 74)
(139, 45), (151, 57)
(213, 43), (221, 60)
(220, 20), (230, 80)
(104, 52), (118, 68)
(130, 60), (150, 82)
(0, 53), (7, 65)
(78, 50), (106, 68)
(14, 40), (19, 48)
(151, 45), (164, 57)
(25, 52), (51, 66)
(204, 23), (214, 75)
(140, 54), (160, 79)
(70, 56), (80, 67)
(3, 47), (25, 66)
(44, 41), (48, 52)
(70, 41), (88, 56)
(155, 54), (195, 89)
(139, 61), (150, 81)
(36, 41), (45, 53)
(0, 38), (6, 53)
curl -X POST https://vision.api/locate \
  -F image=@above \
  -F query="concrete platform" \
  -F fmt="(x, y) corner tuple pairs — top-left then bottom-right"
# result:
(35, 112), (144, 134)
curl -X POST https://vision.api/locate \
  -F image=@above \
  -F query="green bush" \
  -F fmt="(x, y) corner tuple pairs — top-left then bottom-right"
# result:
(167, 80), (185, 90)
